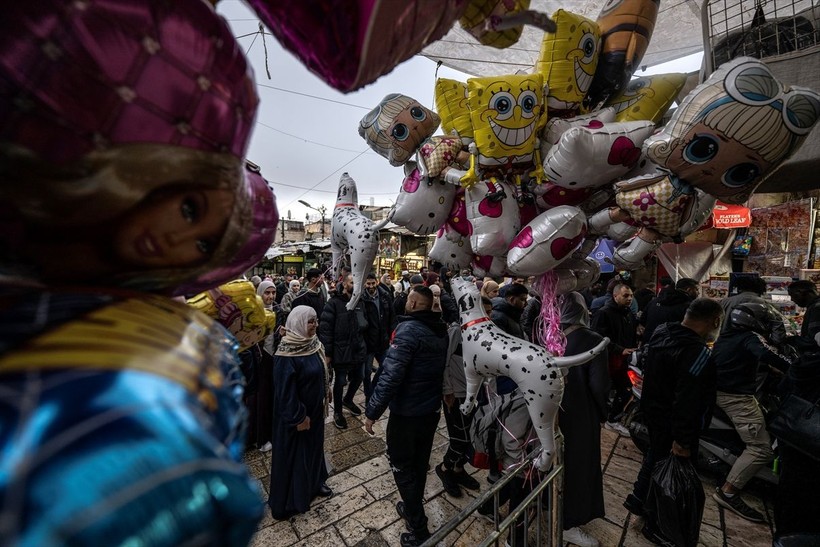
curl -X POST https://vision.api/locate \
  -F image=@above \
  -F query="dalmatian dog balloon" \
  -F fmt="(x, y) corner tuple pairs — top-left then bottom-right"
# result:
(452, 277), (609, 471)
(589, 57), (820, 269)
(330, 173), (388, 310)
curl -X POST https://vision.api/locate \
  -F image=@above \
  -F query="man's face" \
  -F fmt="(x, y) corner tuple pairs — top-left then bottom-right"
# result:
(789, 289), (813, 307)
(343, 275), (354, 294)
(309, 274), (323, 289)
(683, 285), (699, 299)
(508, 294), (528, 309)
(420, 267), (428, 275)
(706, 313), (724, 343)
(365, 278), (378, 295)
(613, 286), (633, 308)
(513, 277), (526, 285)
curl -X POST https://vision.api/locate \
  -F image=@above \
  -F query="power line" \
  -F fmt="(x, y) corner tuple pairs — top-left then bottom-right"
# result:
(255, 82), (372, 110)
(255, 120), (375, 153)
(271, 179), (399, 195)
(284, 148), (371, 208)
(244, 30), (260, 56)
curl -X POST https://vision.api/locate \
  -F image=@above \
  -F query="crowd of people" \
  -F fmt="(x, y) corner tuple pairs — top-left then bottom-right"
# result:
(241, 266), (820, 547)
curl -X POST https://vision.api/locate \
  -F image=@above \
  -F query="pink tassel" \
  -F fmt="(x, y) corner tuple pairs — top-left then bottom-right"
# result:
(533, 271), (566, 356)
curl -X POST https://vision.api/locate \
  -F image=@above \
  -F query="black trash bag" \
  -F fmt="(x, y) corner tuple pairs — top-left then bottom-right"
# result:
(645, 455), (705, 547)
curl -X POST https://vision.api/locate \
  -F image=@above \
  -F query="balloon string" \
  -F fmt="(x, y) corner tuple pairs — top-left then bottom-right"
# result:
(534, 271), (566, 356)
(259, 22), (272, 80)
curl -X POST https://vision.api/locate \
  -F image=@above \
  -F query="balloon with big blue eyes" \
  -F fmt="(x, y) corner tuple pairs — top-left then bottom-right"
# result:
(587, 56), (820, 270)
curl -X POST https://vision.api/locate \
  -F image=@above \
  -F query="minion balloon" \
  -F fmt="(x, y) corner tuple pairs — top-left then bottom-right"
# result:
(606, 73), (687, 124)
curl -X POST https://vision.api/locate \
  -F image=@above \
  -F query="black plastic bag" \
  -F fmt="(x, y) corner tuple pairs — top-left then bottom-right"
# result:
(645, 455), (705, 547)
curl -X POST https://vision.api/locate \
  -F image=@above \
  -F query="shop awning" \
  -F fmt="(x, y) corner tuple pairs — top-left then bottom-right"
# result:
(708, 201), (752, 229)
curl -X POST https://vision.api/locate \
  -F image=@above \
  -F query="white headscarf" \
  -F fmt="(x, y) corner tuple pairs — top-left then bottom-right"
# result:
(429, 284), (443, 313)
(284, 305), (316, 338)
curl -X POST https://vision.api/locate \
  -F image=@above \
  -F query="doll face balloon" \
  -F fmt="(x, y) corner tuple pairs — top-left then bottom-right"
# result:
(114, 188), (234, 269)
(359, 94), (442, 166)
(645, 57), (820, 204)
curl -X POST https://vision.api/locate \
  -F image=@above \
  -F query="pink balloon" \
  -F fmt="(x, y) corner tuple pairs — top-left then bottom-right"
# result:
(506, 206), (587, 276)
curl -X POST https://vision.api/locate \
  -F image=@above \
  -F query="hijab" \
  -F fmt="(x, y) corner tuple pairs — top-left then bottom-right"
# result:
(256, 280), (275, 302)
(560, 291), (590, 329)
(429, 284), (443, 313)
(480, 280), (499, 299)
(275, 305), (325, 362)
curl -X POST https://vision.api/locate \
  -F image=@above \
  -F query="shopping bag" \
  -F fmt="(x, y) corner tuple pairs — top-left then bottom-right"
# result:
(645, 455), (705, 547)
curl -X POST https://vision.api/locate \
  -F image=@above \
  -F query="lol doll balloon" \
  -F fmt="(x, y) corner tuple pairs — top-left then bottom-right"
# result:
(0, 2), (274, 544)
(359, 93), (470, 183)
(588, 57), (820, 269)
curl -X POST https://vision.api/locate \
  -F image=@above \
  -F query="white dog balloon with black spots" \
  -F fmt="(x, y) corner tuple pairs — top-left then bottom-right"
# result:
(452, 277), (609, 471)
(331, 173), (387, 310)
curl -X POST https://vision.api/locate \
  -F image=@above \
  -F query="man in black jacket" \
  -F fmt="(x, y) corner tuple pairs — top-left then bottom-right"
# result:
(293, 268), (326, 320)
(624, 298), (724, 544)
(591, 282), (638, 434)
(362, 273), (394, 404)
(491, 283), (528, 396)
(640, 277), (699, 344)
(711, 303), (795, 522)
(787, 280), (820, 350)
(392, 274), (425, 324)
(364, 287), (448, 547)
(319, 274), (367, 430)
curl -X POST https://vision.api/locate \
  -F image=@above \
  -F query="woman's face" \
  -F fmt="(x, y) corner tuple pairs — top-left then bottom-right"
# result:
(306, 316), (318, 337)
(488, 286), (499, 298)
(291, 282), (301, 293)
(114, 188), (233, 268)
(261, 287), (276, 306)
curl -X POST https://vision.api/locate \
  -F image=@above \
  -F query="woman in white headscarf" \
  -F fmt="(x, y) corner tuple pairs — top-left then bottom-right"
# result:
(279, 279), (302, 315)
(268, 306), (332, 519)
(558, 292), (610, 547)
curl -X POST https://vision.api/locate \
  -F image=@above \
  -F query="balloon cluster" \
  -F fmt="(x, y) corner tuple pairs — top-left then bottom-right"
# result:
(358, 2), (820, 296)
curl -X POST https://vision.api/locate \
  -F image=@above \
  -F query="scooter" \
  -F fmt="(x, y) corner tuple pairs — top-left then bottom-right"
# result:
(621, 354), (780, 486)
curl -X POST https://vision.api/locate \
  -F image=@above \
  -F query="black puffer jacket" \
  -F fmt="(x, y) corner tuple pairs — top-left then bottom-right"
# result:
(362, 286), (394, 354)
(711, 329), (794, 395)
(521, 296), (542, 342)
(318, 291), (367, 368)
(365, 310), (448, 419)
(641, 322), (716, 450)
(641, 289), (691, 344)
(491, 300), (525, 340)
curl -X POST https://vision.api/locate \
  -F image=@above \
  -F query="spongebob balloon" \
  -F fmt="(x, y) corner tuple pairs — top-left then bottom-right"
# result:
(534, 10), (601, 116)
(606, 73), (687, 124)
(588, 57), (820, 269)
(466, 73), (548, 182)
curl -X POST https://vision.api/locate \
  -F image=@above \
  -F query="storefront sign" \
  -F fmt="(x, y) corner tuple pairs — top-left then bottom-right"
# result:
(712, 202), (751, 228)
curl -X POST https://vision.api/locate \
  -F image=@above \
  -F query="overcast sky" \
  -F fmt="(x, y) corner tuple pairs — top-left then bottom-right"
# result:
(218, 1), (702, 224)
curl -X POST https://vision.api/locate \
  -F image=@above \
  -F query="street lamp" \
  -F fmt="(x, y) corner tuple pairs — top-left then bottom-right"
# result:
(298, 200), (327, 239)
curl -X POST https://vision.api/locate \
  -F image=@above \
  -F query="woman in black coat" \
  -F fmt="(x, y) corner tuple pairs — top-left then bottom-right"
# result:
(558, 292), (610, 546)
(268, 306), (332, 519)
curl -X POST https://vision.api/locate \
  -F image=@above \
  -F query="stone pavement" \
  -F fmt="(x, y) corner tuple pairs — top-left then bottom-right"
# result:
(245, 391), (775, 547)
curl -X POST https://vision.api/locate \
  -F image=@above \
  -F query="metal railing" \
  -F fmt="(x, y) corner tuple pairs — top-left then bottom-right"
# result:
(422, 433), (564, 547)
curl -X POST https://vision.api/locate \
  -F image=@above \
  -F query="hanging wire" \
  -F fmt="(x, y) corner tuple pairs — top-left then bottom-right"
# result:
(259, 22), (272, 80)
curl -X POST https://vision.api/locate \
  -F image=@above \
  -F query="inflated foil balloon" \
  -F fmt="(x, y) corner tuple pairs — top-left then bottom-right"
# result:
(187, 279), (275, 351)
(453, 277), (609, 471)
(331, 173), (387, 310)
(466, 73), (548, 181)
(0, 1), (278, 297)
(430, 225), (474, 270)
(542, 107), (617, 148)
(460, 0), (555, 48)
(606, 73), (687, 124)
(248, 0), (469, 93)
(534, 10), (601, 114)
(644, 57), (820, 204)
(391, 163), (456, 235)
(533, 182), (593, 211)
(466, 179), (520, 257)
(552, 256), (602, 293)
(444, 187), (473, 241)
(542, 120), (654, 189)
(0, 289), (263, 546)
(435, 78), (474, 139)
(472, 254), (508, 278)
(359, 94), (469, 183)
(506, 206), (587, 276)
(584, 0), (659, 109)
